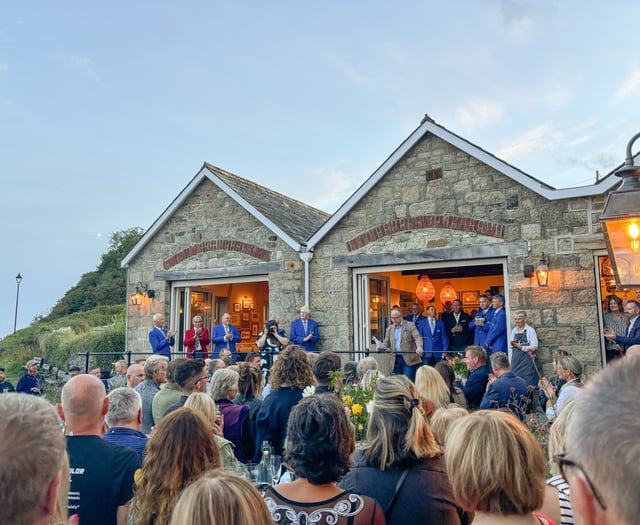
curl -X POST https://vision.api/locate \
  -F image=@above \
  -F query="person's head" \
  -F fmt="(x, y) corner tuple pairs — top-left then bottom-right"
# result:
(626, 344), (640, 357)
(446, 410), (545, 515)
(285, 394), (354, 484)
(484, 289), (494, 301)
(237, 363), (263, 400)
(606, 295), (623, 313)
(415, 365), (450, 409)
(166, 357), (187, 384)
(112, 360), (128, 375)
(265, 319), (279, 333)
(356, 356), (378, 379)
(390, 306), (403, 326)
(430, 406), (469, 447)
(492, 294), (505, 309)
(184, 392), (218, 429)
(0, 368), (5, 382)
(209, 368), (239, 401)
(133, 408), (220, 525)
(89, 366), (102, 379)
(269, 345), (314, 391)
(152, 313), (165, 328)
(463, 345), (487, 372)
(490, 352), (511, 376)
(409, 303), (422, 316)
(244, 352), (262, 368)
(126, 363), (145, 388)
(208, 359), (226, 376)
(58, 374), (109, 435)
(0, 394), (67, 525)
(342, 361), (357, 382)
(313, 351), (341, 386)
(299, 306), (310, 320)
(144, 355), (168, 384)
(478, 294), (490, 310)
(219, 348), (232, 360)
(221, 313), (231, 326)
(547, 398), (578, 476)
(26, 359), (38, 375)
(624, 299), (640, 318)
(362, 375), (440, 469)
(452, 299), (462, 313)
(192, 315), (203, 328)
(565, 355), (640, 525)
(174, 358), (207, 394)
(513, 310), (527, 328)
(434, 360), (456, 393)
(360, 369), (384, 390)
(556, 356), (583, 383)
(68, 366), (81, 377)
(426, 305), (436, 318)
(552, 348), (571, 366)
(106, 387), (142, 429)
(169, 470), (272, 525)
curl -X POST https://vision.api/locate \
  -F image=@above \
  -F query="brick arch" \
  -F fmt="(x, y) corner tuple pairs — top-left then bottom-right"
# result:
(346, 214), (505, 252)
(163, 240), (271, 270)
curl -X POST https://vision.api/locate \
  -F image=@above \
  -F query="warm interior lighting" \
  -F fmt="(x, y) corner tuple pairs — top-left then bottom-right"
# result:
(629, 222), (639, 253)
(439, 281), (457, 304)
(535, 254), (549, 287)
(415, 275), (435, 302)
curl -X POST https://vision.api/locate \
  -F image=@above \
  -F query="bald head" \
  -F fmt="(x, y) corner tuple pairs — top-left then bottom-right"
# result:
(60, 374), (106, 418)
(626, 345), (640, 358)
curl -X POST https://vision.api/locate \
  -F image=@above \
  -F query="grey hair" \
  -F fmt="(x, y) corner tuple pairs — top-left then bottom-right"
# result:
(209, 368), (239, 401)
(152, 313), (163, 322)
(144, 354), (168, 380)
(513, 310), (527, 318)
(192, 315), (202, 322)
(490, 352), (510, 371)
(356, 356), (379, 378)
(557, 356), (582, 380)
(566, 355), (640, 524)
(106, 387), (141, 426)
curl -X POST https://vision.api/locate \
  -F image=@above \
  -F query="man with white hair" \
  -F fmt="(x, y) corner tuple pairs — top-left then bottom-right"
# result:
(57, 374), (138, 525)
(289, 305), (320, 352)
(563, 355), (640, 525)
(135, 355), (168, 434)
(148, 313), (176, 359)
(126, 363), (145, 389)
(109, 360), (128, 389)
(104, 387), (147, 464)
(1, 394), (66, 525)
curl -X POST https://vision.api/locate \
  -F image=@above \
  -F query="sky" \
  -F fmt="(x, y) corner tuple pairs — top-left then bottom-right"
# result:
(1, 1), (639, 338)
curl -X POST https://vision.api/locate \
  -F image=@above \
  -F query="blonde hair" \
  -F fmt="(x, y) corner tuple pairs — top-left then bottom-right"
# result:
(361, 375), (441, 470)
(445, 410), (545, 514)
(360, 369), (384, 390)
(415, 366), (450, 409)
(169, 470), (272, 525)
(547, 399), (578, 476)
(185, 392), (217, 428)
(430, 406), (469, 447)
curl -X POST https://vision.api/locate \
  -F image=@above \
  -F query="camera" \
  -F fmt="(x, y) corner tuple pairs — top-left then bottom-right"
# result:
(266, 320), (278, 333)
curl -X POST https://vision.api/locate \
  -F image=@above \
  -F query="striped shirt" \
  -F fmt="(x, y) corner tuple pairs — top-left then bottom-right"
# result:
(547, 475), (574, 525)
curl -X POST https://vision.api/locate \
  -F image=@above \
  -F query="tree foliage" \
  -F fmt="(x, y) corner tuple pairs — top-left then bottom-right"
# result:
(44, 228), (143, 321)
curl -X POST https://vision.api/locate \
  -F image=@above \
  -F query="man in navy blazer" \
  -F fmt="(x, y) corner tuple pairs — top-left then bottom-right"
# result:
(456, 345), (491, 409)
(404, 303), (428, 333)
(148, 313), (176, 359)
(211, 313), (242, 360)
(480, 352), (529, 420)
(469, 294), (494, 348)
(484, 294), (508, 356)
(422, 306), (449, 366)
(289, 306), (320, 351)
(605, 300), (640, 351)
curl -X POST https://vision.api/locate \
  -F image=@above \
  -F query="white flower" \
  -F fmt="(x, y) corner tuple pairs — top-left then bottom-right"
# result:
(302, 385), (316, 397)
(366, 400), (374, 415)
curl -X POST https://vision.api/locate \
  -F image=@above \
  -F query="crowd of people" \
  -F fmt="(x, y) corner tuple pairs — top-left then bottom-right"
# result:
(2, 297), (640, 525)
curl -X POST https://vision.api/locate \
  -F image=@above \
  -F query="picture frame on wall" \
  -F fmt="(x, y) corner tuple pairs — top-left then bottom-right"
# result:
(242, 299), (250, 310)
(231, 314), (240, 326)
(251, 323), (258, 336)
(251, 312), (260, 322)
(233, 303), (241, 312)
(249, 302), (255, 310)
(242, 312), (250, 322)
(240, 330), (250, 340)
(461, 291), (479, 307)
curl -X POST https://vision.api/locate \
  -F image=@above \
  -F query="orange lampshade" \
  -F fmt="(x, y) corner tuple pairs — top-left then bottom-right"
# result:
(439, 281), (457, 304)
(416, 275), (435, 302)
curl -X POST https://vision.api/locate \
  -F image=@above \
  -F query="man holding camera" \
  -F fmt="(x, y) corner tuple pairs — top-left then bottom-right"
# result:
(256, 317), (289, 375)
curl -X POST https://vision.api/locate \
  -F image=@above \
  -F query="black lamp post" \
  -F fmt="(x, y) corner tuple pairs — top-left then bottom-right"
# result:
(600, 132), (640, 288)
(13, 273), (22, 334)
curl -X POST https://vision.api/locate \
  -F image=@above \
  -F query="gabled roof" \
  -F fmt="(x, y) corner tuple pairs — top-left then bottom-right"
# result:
(306, 117), (626, 249)
(122, 163), (330, 267)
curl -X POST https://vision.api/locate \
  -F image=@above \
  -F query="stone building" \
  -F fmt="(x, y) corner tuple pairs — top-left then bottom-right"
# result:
(123, 117), (636, 374)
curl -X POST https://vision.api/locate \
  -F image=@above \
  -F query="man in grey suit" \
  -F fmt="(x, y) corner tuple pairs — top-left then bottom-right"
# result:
(378, 306), (424, 381)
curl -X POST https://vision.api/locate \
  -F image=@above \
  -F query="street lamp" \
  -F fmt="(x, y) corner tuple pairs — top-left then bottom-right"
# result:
(13, 273), (22, 334)
(600, 132), (640, 288)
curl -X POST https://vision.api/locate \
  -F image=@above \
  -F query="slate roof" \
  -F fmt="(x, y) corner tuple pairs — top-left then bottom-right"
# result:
(204, 163), (329, 245)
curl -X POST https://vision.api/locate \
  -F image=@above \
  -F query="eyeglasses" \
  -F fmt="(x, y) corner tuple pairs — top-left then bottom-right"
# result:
(553, 453), (607, 510)
(195, 375), (209, 384)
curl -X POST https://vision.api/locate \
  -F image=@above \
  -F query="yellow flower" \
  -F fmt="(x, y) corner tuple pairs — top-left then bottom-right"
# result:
(343, 395), (353, 406)
(352, 403), (363, 416)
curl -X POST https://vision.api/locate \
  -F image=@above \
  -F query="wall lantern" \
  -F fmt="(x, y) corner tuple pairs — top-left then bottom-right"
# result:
(130, 282), (155, 306)
(415, 274), (435, 302)
(535, 253), (550, 287)
(600, 132), (640, 288)
(439, 281), (457, 304)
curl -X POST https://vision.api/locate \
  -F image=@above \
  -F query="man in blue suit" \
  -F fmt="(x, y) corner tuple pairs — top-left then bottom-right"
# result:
(148, 313), (176, 359)
(404, 303), (428, 333)
(211, 313), (242, 360)
(289, 306), (320, 351)
(480, 352), (529, 420)
(484, 294), (508, 357)
(422, 305), (449, 366)
(605, 300), (640, 351)
(469, 294), (494, 348)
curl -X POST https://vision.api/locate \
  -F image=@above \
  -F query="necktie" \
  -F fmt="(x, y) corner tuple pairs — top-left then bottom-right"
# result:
(430, 318), (435, 332)
(303, 320), (308, 334)
(225, 326), (230, 349)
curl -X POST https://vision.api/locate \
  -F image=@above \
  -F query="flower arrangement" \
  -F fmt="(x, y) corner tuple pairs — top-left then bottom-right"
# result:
(449, 353), (468, 379)
(330, 371), (378, 442)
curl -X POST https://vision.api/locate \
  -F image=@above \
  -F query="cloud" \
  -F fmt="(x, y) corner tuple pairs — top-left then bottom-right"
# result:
(298, 167), (357, 211)
(68, 55), (99, 81)
(493, 0), (536, 41)
(325, 51), (368, 85)
(617, 69), (640, 99)
(496, 123), (555, 159)
(454, 99), (504, 132)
